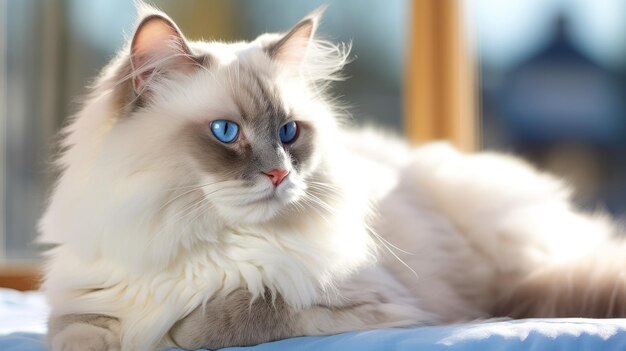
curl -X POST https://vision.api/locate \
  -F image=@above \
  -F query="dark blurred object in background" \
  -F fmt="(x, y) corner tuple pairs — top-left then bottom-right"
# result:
(472, 1), (626, 216)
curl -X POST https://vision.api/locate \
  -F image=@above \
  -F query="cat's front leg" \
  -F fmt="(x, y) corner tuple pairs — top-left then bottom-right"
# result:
(296, 265), (433, 335)
(48, 314), (121, 351)
(169, 289), (297, 350)
(169, 266), (431, 350)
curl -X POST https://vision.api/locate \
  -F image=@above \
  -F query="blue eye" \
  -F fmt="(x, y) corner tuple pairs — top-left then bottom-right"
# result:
(279, 121), (298, 144)
(210, 120), (239, 143)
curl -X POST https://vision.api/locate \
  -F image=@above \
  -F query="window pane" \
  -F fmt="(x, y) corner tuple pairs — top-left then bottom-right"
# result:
(4, 0), (48, 260)
(465, 0), (626, 216)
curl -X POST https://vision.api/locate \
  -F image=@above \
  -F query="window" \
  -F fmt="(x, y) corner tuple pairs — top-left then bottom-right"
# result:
(464, 0), (626, 216)
(1, 0), (409, 288)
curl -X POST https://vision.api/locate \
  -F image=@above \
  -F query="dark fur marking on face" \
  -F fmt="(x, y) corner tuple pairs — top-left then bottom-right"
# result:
(183, 122), (253, 181)
(231, 65), (288, 127)
(286, 122), (315, 173)
(177, 59), (317, 186)
(250, 72), (283, 119)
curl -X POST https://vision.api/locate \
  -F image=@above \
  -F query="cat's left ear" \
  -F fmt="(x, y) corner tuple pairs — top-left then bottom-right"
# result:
(266, 7), (325, 69)
(130, 10), (196, 94)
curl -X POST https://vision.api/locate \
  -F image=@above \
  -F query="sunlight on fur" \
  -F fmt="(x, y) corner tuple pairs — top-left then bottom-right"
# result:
(39, 3), (626, 351)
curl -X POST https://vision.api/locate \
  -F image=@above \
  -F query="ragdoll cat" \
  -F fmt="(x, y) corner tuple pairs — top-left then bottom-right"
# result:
(40, 4), (626, 351)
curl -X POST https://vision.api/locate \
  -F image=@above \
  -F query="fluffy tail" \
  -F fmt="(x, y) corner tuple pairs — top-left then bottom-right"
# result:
(387, 143), (626, 320)
(493, 242), (626, 318)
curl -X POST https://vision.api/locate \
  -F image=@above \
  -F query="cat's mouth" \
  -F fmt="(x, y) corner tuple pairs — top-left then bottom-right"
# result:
(239, 183), (290, 206)
(242, 190), (277, 205)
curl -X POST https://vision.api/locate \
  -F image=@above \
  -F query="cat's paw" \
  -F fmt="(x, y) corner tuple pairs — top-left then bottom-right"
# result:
(51, 323), (120, 351)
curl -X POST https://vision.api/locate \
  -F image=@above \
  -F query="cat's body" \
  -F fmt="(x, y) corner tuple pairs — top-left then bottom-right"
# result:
(40, 5), (626, 351)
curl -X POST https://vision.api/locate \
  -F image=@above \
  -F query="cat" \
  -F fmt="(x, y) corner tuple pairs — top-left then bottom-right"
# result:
(40, 3), (626, 351)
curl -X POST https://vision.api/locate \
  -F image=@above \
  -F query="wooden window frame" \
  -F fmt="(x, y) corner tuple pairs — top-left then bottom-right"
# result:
(404, 0), (476, 151)
(0, 265), (41, 291)
(0, 0), (60, 291)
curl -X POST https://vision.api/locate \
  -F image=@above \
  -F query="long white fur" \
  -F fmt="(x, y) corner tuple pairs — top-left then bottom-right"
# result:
(40, 4), (621, 351)
(39, 8), (371, 350)
(376, 143), (616, 322)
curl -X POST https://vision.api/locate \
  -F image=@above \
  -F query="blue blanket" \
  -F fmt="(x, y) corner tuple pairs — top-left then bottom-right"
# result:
(3, 289), (626, 350)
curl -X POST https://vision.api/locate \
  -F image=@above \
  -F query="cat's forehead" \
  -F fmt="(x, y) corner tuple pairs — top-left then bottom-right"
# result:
(190, 39), (270, 69)
(230, 66), (288, 125)
(187, 40), (291, 123)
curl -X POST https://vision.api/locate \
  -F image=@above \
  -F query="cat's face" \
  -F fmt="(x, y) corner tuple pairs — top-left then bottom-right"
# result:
(116, 8), (341, 224)
(178, 63), (320, 224)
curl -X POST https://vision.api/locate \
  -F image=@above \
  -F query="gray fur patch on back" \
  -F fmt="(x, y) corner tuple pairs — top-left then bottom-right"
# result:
(169, 289), (295, 350)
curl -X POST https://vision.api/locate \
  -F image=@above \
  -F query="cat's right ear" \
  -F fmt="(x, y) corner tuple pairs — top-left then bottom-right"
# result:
(130, 12), (196, 95)
(266, 8), (324, 72)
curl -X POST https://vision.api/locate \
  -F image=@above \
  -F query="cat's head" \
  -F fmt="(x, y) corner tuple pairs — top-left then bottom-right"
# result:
(98, 5), (349, 225)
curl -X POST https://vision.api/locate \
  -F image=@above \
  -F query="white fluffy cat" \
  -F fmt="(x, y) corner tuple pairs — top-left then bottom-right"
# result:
(40, 4), (626, 351)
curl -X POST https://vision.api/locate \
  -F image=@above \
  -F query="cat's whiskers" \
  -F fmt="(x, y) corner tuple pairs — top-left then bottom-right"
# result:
(290, 198), (307, 213)
(306, 184), (342, 203)
(307, 180), (418, 279)
(161, 182), (216, 192)
(210, 186), (266, 202)
(306, 184), (342, 197)
(170, 195), (209, 223)
(152, 186), (231, 240)
(171, 199), (208, 235)
(148, 196), (216, 249)
(297, 194), (335, 226)
(157, 180), (225, 213)
(299, 192), (330, 212)
(307, 180), (341, 190)
(301, 192), (336, 214)
(365, 224), (418, 280)
(176, 180), (243, 212)
(365, 222), (415, 256)
(178, 196), (215, 241)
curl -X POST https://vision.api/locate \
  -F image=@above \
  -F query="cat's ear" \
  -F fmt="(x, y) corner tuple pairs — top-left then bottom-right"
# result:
(267, 7), (325, 69)
(130, 11), (196, 94)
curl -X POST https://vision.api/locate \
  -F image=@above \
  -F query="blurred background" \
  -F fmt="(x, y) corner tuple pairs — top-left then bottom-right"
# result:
(0, 0), (625, 266)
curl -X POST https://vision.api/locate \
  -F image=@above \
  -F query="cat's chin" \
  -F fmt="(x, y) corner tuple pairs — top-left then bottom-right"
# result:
(214, 199), (291, 224)
(213, 184), (304, 224)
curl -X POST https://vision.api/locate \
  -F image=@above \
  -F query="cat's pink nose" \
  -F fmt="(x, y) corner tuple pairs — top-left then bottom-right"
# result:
(264, 169), (289, 186)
